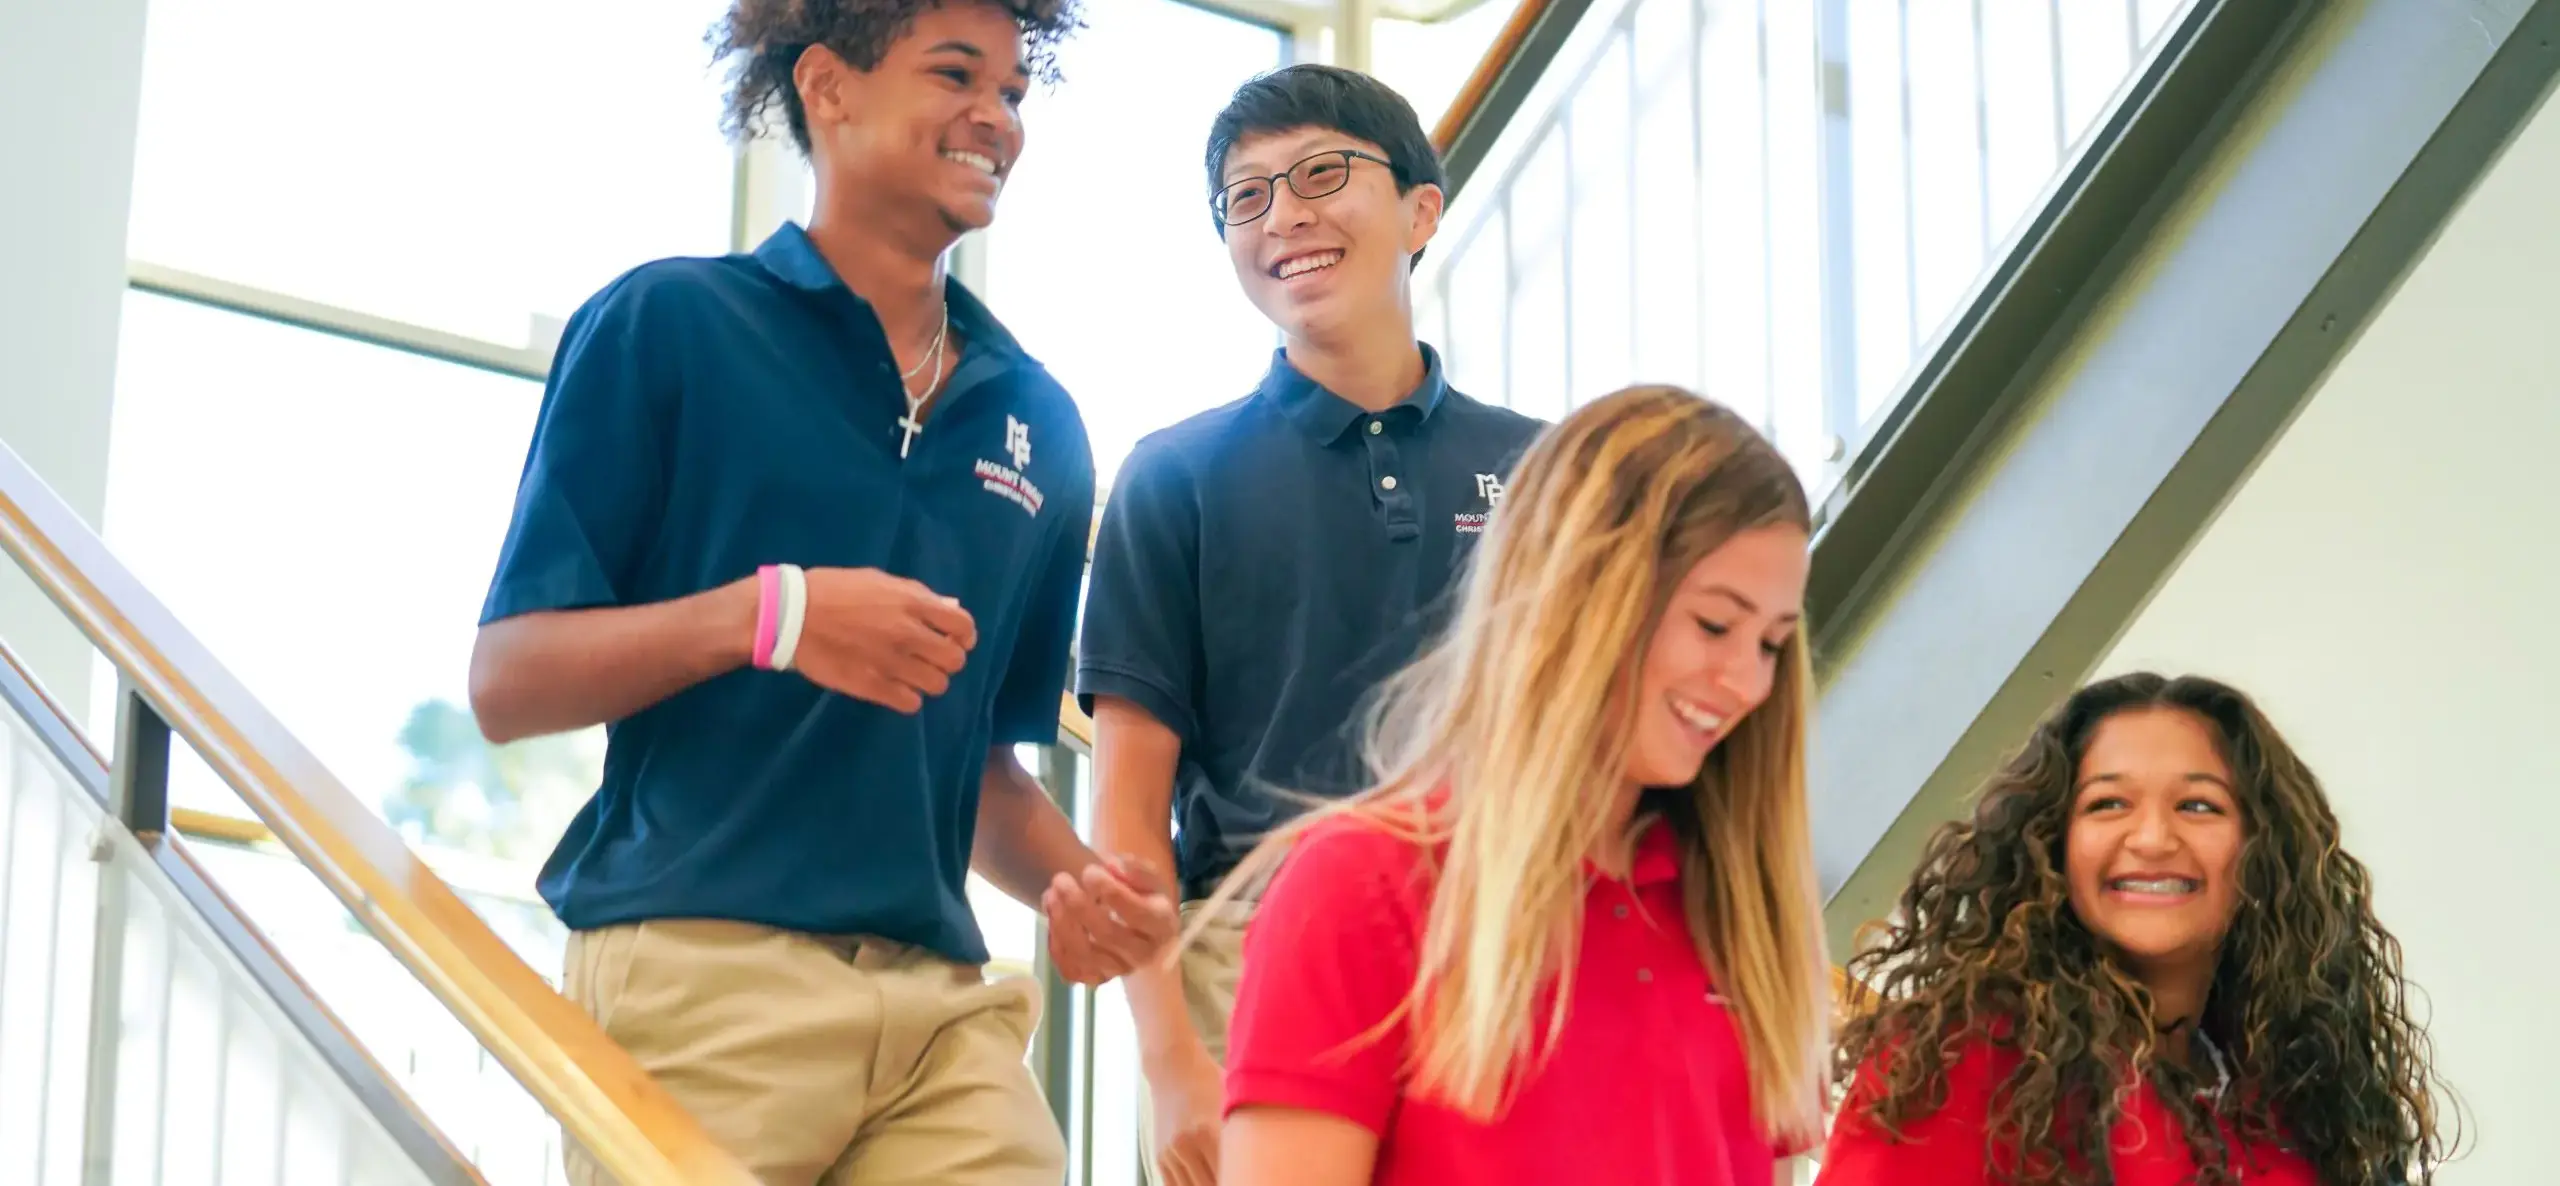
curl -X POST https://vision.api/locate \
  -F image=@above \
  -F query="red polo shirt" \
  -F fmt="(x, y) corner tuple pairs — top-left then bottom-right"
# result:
(1819, 1034), (2319, 1186)
(1223, 816), (1793, 1186)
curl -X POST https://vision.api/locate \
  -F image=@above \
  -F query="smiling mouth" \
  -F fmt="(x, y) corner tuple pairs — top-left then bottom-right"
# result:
(942, 149), (1001, 177)
(1669, 694), (1726, 739)
(1272, 250), (1343, 280)
(2107, 877), (2202, 895)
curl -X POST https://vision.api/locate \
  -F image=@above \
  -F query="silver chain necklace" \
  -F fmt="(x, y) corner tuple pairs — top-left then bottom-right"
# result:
(895, 305), (951, 460)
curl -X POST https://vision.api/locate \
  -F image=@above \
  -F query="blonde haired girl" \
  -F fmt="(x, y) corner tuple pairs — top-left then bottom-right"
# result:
(1211, 384), (1831, 1186)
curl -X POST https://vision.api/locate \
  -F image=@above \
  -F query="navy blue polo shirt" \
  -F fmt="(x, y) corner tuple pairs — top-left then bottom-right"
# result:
(479, 222), (1094, 964)
(1076, 348), (1542, 900)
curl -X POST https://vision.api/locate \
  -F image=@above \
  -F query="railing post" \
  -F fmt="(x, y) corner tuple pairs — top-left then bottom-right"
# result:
(81, 680), (174, 1184)
(109, 679), (171, 833)
(1813, 0), (1862, 473)
(1029, 744), (1082, 1140)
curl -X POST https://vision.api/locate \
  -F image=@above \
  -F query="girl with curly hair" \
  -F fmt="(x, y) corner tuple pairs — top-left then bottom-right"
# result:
(1818, 672), (2458, 1186)
(1206, 386), (1835, 1186)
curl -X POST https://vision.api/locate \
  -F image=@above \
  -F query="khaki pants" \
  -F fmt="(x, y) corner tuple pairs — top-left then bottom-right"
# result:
(1136, 902), (1250, 1186)
(562, 919), (1065, 1186)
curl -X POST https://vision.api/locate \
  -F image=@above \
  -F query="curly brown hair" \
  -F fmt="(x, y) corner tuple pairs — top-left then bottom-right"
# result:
(709, 0), (1085, 151)
(1833, 672), (2459, 1186)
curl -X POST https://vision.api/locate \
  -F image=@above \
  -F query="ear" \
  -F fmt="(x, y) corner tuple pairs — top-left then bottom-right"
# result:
(793, 44), (854, 135)
(1404, 182), (1445, 258)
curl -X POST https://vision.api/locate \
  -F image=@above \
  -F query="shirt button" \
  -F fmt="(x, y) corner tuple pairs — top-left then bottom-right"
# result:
(1368, 420), (1384, 435)
(1380, 475), (1399, 491)
(1637, 968), (1654, 983)
(1612, 904), (1629, 920)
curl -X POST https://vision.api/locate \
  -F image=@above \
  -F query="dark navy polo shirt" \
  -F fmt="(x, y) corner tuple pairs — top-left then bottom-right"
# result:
(479, 222), (1094, 965)
(1076, 347), (1543, 900)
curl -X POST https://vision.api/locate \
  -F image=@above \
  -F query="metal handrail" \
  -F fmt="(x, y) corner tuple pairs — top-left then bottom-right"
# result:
(0, 641), (489, 1184)
(0, 438), (755, 1186)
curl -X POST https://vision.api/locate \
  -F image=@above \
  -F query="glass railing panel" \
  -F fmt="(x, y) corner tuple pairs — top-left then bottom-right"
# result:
(1506, 131), (1572, 423)
(1627, 0), (1703, 392)
(1419, 0), (2191, 497)
(0, 711), (94, 1185)
(157, 740), (1064, 1186)
(1439, 205), (1512, 405)
(1563, 32), (1634, 403)
(0, 707), (437, 1186)
(180, 827), (567, 1185)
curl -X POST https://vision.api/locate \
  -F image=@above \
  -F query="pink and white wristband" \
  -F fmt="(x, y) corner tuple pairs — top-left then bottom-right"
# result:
(751, 563), (808, 671)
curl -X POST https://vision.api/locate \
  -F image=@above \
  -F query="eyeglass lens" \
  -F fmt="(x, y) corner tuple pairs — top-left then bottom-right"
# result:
(1220, 152), (1359, 226)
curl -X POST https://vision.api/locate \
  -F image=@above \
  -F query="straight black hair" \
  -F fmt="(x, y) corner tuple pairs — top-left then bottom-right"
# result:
(1203, 63), (1446, 261)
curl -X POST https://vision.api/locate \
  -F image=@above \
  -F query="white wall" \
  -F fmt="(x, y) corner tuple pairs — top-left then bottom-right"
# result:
(0, 0), (151, 712)
(2097, 86), (2560, 1186)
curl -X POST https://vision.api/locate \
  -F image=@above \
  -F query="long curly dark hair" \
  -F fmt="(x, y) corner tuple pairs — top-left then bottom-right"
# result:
(710, 0), (1084, 151)
(1832, 672), (2458, 1185)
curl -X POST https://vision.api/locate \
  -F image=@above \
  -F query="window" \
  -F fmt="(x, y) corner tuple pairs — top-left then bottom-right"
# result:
(125, 0), (736, 351)
(980, 0), (1292, 486)
(99, 291), (574, 1179)
(100, 293), (553, 831)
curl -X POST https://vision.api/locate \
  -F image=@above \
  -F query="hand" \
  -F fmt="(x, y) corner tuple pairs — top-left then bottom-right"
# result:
(1146, 1044), (1226, 1186)
(1043, 855), (1180, 985)
(792, 567), (978, 713)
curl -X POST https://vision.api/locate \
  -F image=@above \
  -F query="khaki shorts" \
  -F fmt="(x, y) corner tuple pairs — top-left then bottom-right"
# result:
(1136, 901), (1251, 1186)
(561, 919), (1065, 1186)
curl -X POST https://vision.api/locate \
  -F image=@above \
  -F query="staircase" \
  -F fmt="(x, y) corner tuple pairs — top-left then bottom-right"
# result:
(0, 446), (750, 1184)
(7, 0), (2555, 1181)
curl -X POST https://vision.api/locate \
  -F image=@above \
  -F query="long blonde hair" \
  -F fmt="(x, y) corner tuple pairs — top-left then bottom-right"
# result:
(1202, 384), (1831, 1144)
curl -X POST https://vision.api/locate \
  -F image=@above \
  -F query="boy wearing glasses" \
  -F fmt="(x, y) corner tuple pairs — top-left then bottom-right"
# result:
(1077, 64), (1544, 1186)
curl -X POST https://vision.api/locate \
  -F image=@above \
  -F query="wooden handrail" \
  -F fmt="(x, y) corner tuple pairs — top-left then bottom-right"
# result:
(0, 442), (754, 1186)
(1428, 0), (1559, 154)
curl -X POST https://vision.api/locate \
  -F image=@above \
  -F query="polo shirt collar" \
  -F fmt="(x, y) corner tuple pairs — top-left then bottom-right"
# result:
(1258, 343), (1451, 443)
(751, 221), (1027, 363)
(1585, 818), (1682, 887)
(1628, 819), (1682, 886)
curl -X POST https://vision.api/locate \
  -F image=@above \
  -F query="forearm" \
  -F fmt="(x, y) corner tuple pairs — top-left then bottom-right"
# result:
(1222, 1108), (1378, 1186)
(973, 750), (1101, 907)
(1100, 802), (1200, 1066)
(469, 577), (758, 744)
(1090, 697), (1204, 1068)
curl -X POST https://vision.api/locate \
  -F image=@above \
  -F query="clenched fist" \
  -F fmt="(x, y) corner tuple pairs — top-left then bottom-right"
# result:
(792, 568), (978, 713)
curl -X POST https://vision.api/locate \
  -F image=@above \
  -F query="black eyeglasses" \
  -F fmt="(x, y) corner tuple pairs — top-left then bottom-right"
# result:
(1214, 149), (1397, 227)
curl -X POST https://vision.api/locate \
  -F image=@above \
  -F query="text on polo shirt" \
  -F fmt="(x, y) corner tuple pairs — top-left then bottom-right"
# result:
(1454, 472), (1507, 534)
(976, 458), (1044, 516)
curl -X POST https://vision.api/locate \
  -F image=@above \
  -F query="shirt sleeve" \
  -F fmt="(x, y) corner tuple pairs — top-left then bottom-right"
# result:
(1816, 1038), (1999, 1186)
(479, 274), (672, 625)
(1222, 822), (1423, 1135)
(991, 467), (1097, 747)
(1073, 438), (1202, 739)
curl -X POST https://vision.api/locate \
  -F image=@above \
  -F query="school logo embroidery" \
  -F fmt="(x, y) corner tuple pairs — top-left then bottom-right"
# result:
(1006, 415), (1033, 469)
(1455, 472), (1506, 535)
(976, 416), (1045, 517)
